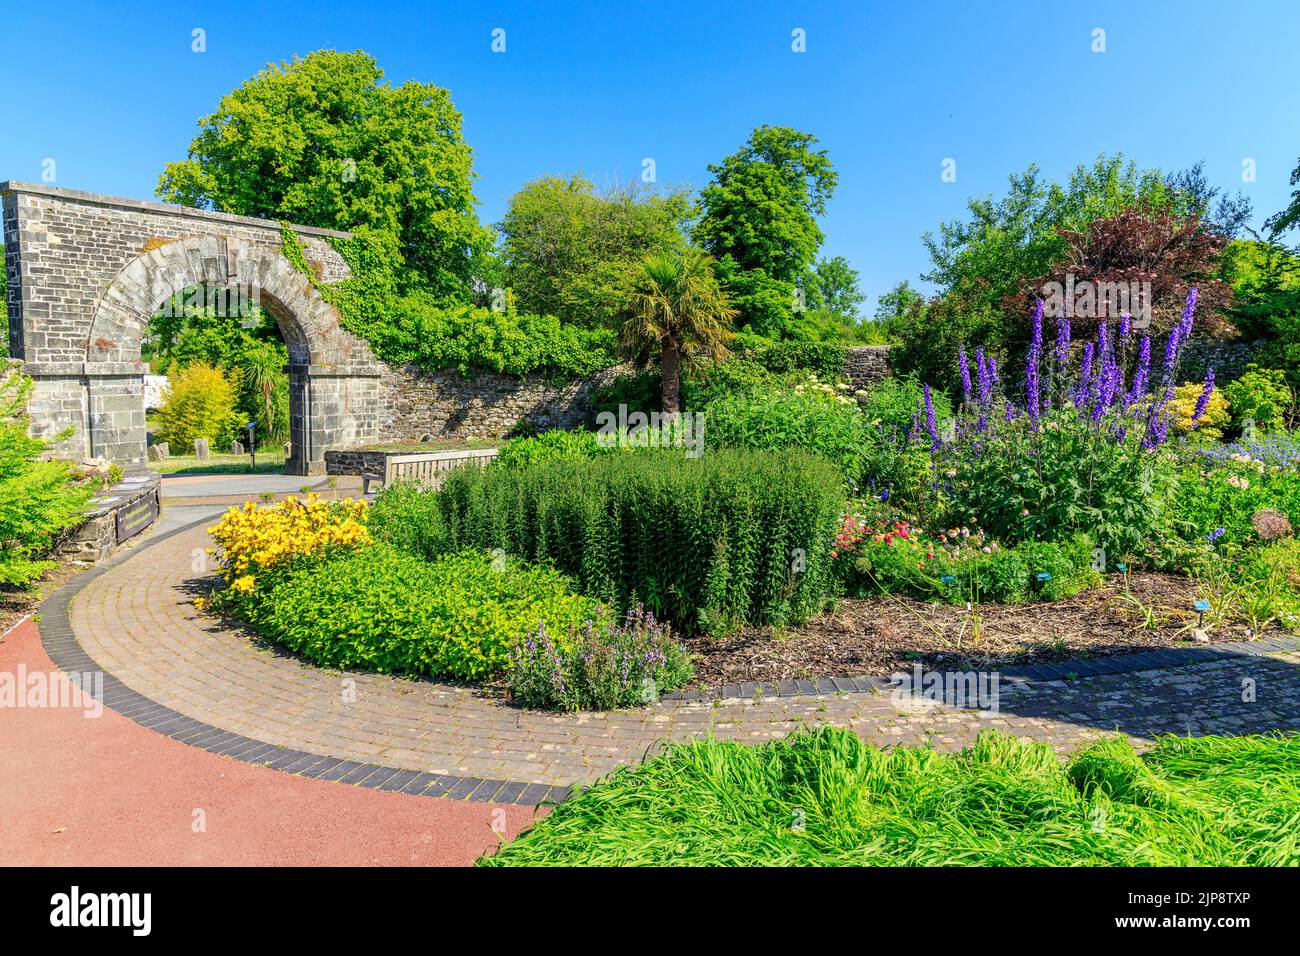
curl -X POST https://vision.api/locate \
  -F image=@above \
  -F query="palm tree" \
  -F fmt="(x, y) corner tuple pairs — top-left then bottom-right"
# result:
(620, 250), (737, 415)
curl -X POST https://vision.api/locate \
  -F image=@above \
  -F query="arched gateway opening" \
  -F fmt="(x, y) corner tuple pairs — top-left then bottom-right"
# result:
(3, 182), (382, 474)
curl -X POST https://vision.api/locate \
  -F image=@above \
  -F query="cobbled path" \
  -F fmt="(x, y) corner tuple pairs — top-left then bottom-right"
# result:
(55, 516), (1300, 793)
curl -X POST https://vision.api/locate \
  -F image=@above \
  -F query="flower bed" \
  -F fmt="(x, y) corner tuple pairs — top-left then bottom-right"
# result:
(200, 494), (694, 706)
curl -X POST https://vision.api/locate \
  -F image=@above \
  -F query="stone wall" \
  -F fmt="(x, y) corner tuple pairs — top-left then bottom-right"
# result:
(373, 362), (630, 442)
(364, 347), (893, 445)
(1178, 337), (1265, 384)
(843, 345), (892, 391)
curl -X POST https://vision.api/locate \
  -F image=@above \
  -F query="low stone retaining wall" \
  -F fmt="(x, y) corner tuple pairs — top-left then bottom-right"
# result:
(56, 471), (161, 565)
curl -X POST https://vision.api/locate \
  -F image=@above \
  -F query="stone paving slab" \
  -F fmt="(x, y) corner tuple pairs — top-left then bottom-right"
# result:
(43, 515), (1300, 802)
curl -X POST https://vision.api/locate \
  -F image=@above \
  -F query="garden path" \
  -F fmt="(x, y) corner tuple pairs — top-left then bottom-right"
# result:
(39, 513), (1300, 802)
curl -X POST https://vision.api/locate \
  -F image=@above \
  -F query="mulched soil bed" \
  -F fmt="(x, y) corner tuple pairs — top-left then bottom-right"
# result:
(0, 563), (84, 640)
(685, 572), (1284, 687)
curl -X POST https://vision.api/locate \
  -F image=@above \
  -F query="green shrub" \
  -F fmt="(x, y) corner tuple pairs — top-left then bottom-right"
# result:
(436, 448), (846, 634)
(367, 480), (451, 560)
(1224, 365), (1293, 434)
(1171, 448), (1300, 547)
(509, 605), (694, 711)
(479, 727), (1300, 866)
(842, 516), (1098, 603)
(586, 370), (661, 419)
(495, 429), (608, 470)
(705, 387), (867, 482)
(0, 365), (94, 585)
(859, 375), (953, 441)
(937, 410), (1180, 559)
(730, 332), (848, 379)
(242, 544), (603, 682)
(360, 295), (616, 380)
(155, 362), (241, 452)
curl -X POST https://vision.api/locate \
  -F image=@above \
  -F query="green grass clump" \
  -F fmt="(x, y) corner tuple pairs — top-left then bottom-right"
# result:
(477, 727), (1300, 866)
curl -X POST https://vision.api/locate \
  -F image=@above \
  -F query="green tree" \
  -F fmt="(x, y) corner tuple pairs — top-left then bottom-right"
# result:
(812, 256), (864, 318)
(157, 49), (490, 298)
(694, 126), (838, 338)
(499, 175), (690, 327)
(1265, 155), (1300, 236)
(620, 251), (737, 414)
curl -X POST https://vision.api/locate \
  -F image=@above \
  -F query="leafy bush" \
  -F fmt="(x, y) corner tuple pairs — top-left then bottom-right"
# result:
(495, 429), (608, 469)
(858, 374), (953, 439)
(586, 369), (660, 419)
(155, 362), (241, 453)
(366, 481), (450, 561)
(839, 516), (1098, 603)
(435, 448), (846, 634)
(1171, 449), (1300, 547)
(0, 365), (94, 585)
(730, 331), (848, 379)
(237, 544), (603, 682)
(480, 727), (1300, 866)
(704, 387), (867, 481)
(509, 605), (694, 711)
(1224, 365), (1293, 434)
(939, 411), (1179, 559)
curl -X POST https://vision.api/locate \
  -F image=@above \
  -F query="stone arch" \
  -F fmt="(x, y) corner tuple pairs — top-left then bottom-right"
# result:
(2, 182), (385, 476)
(82, 236), (379, 474)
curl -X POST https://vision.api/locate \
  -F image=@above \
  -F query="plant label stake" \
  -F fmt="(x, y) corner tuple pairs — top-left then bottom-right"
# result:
(1193, 599), (1211, 627)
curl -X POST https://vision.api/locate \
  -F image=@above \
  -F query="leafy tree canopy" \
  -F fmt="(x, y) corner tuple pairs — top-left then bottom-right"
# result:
(157, 49), (491, 299)
(922, 154), (1249, 310)
(498, 175), (690, 328)
(694, 126), (838, 337)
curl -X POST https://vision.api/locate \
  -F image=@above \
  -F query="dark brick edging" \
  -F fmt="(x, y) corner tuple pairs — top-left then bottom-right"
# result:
(38, 511), (1300, 803)
(38, 514), (568, 808)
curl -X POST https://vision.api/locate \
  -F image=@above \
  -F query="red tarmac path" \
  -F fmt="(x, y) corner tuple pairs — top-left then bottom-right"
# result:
(0, 619), (540, 866)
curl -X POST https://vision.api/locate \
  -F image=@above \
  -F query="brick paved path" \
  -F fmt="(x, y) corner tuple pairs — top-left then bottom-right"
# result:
(53, 515), (1300, 795)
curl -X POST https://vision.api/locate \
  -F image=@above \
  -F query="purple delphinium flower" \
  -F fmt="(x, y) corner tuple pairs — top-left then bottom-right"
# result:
(1074, 342), (1094, 407)
(958, 348), (972, 406)
(1192, 368), (1215, 422)
(1179, 287), (1199, 339)
(1119, 312), (1132, 339)
(923, 384), (940, 449)
(974, 348), (991, 432)
(1054, 315), (1071, 370)
(1025, 300), (1044, 426)
(1094, 321), (1117, 416)
(1128, 334), (1151, 402)
(1004, 402), (1016, 422)
(1207, 527), (1226, 544)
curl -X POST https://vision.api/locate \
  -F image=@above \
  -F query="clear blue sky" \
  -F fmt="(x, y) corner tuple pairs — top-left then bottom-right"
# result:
(3, 0), (1297, 309)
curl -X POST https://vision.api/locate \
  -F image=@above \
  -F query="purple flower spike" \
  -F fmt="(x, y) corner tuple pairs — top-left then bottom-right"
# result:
(1129, 334), (1151, 401)
(1054, 315), (1071, 370)
(958, 348), (972, 405)
(1119, 312), (1132, 339)
(1192, 368), (1215, 423)
(923, 384), (940, 449)
(1025, 301), (1044, 426)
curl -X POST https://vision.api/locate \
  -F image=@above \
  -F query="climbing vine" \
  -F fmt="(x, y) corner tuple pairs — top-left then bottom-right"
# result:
(279, 223), (615, 380)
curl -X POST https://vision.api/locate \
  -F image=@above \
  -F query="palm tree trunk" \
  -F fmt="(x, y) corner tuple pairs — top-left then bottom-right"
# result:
(661, 337), (682, 416)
